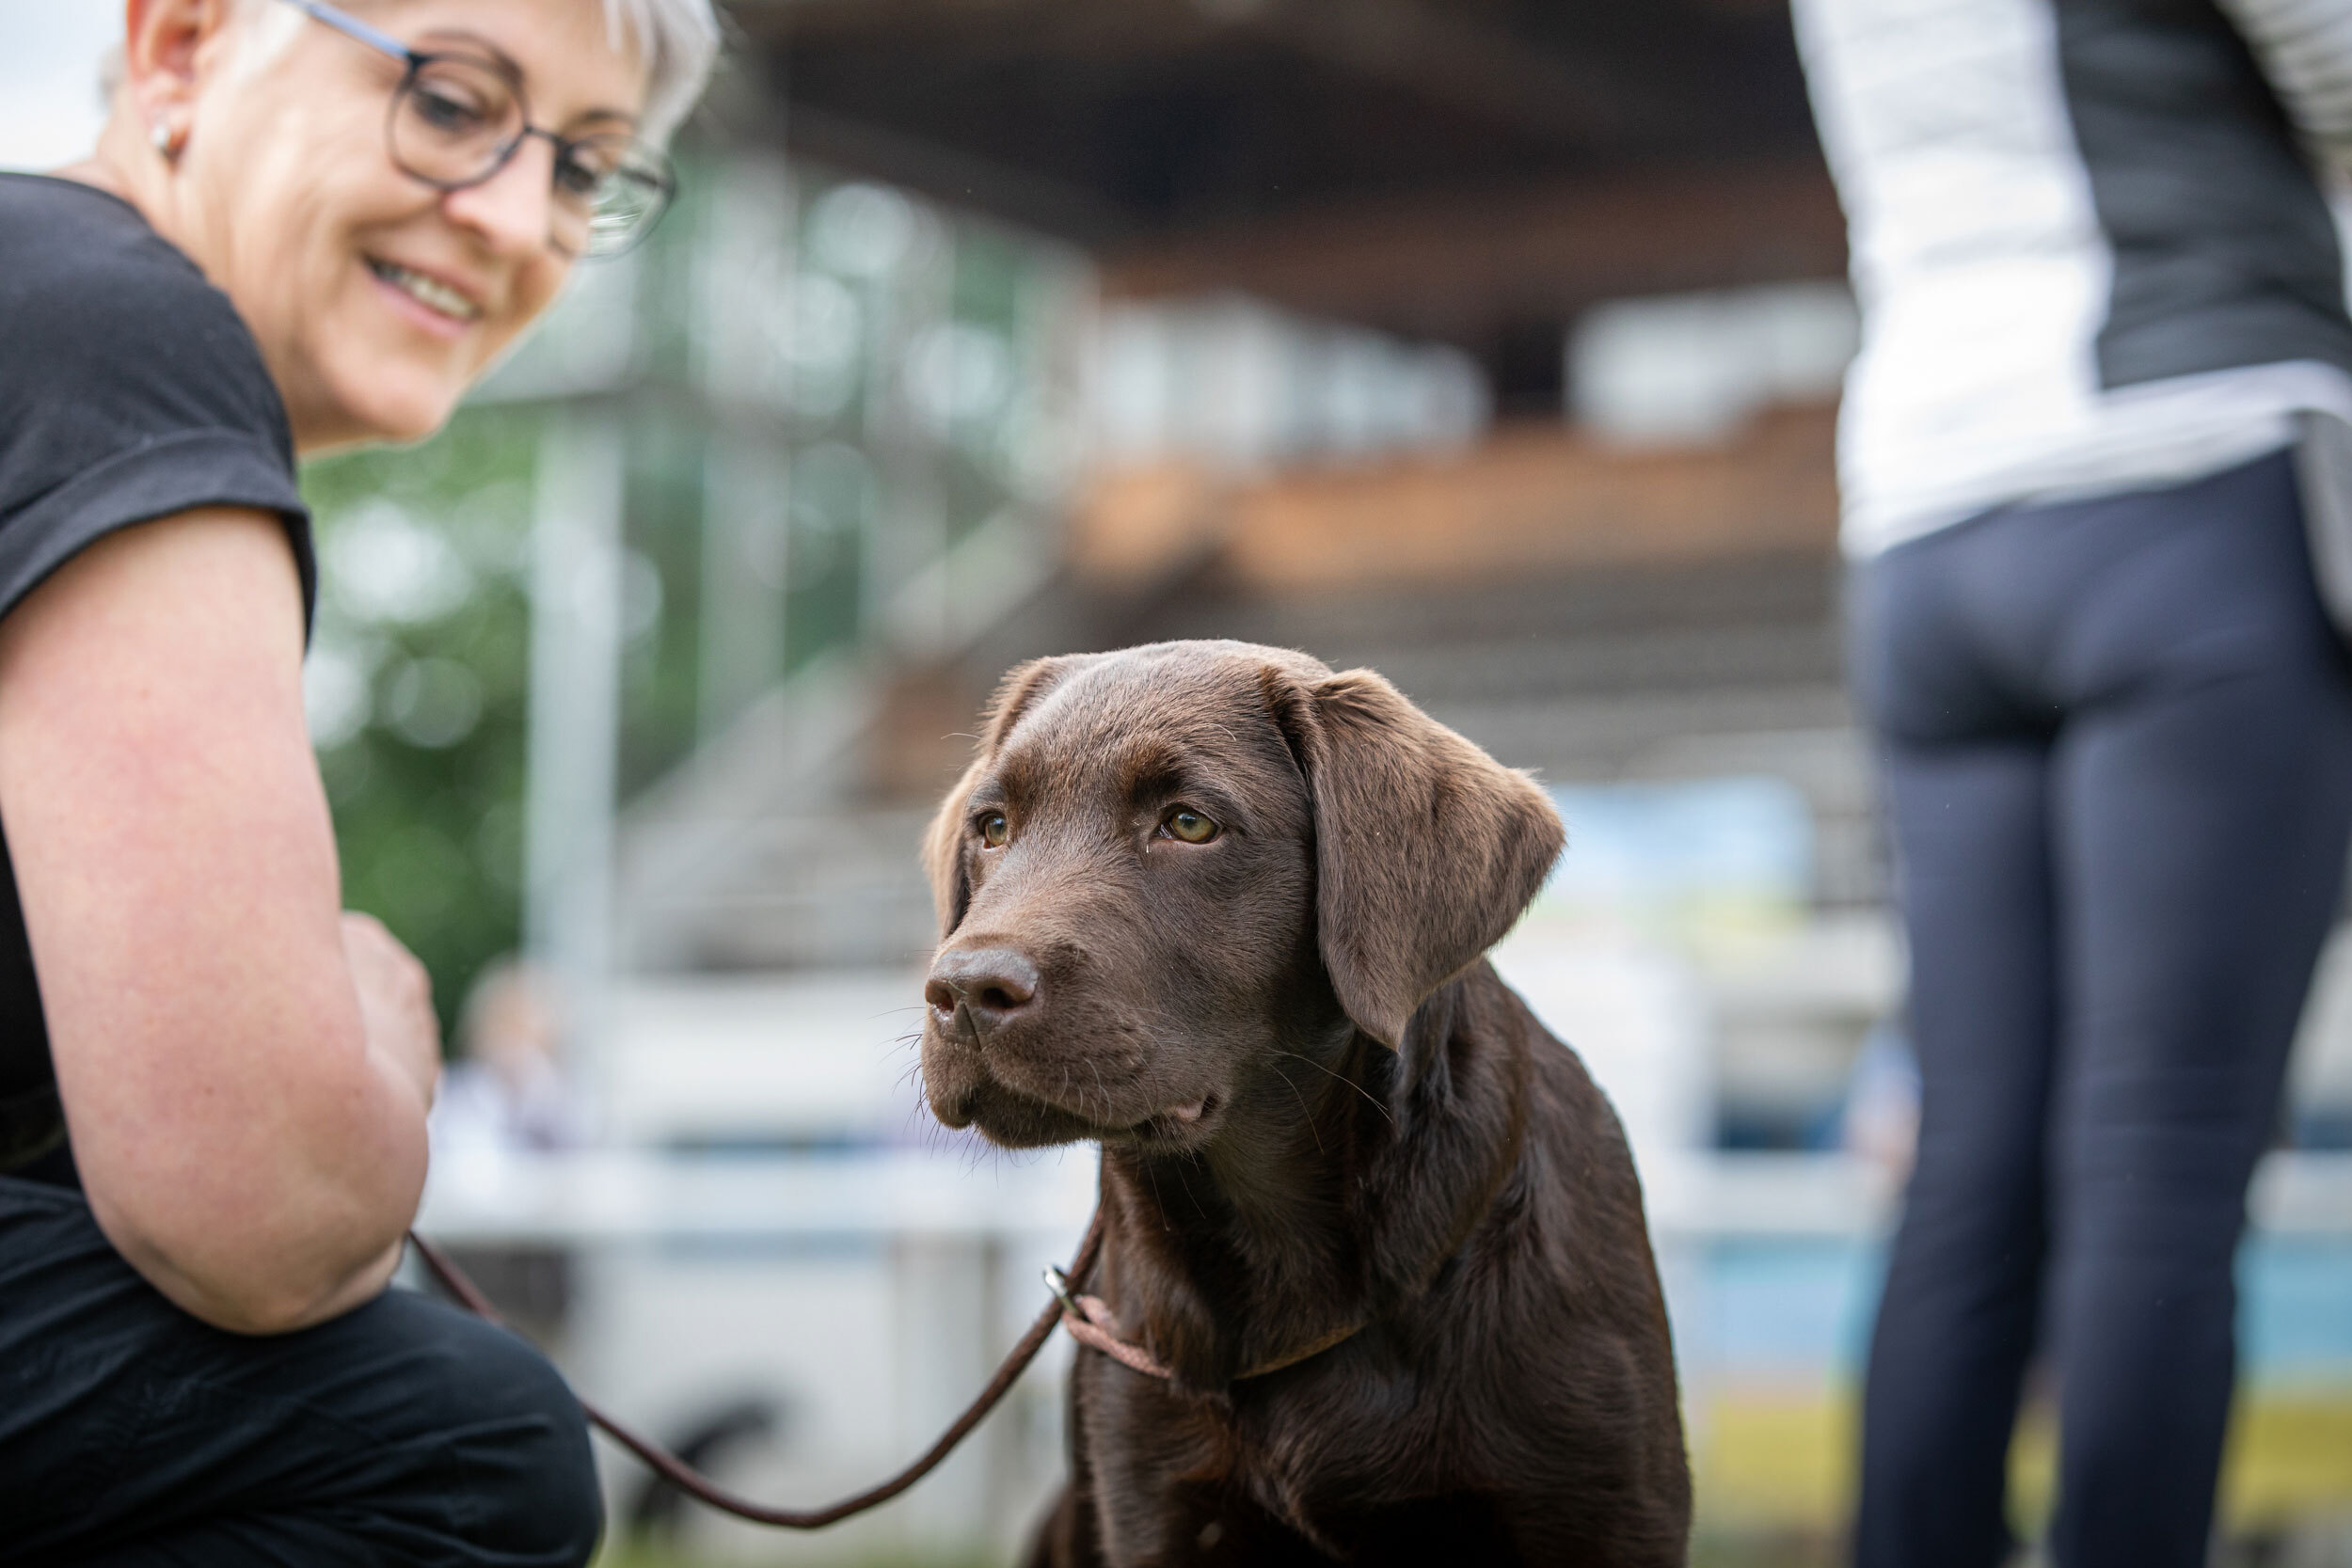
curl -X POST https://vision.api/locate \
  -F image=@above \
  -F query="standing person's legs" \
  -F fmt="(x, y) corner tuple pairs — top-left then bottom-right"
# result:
(1851, 531), (2062, 1568)
(0, 1174), (604, 1567)
(2042, 452), (2352, 1568)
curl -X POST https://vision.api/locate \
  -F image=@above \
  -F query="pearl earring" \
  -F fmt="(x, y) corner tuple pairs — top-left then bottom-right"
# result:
(149, 119), (184, 159)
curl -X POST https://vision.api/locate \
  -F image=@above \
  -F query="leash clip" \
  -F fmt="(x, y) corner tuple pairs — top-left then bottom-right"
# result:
(1042, 1264), (1079, 1315)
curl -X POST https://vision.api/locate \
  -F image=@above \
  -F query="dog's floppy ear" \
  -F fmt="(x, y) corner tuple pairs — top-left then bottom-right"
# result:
(921, 655), (1086, 937)
(1269, 666), (1564, 1049)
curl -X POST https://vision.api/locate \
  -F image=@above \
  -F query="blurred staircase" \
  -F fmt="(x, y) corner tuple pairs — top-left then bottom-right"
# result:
(1119, 549), (1879, 908)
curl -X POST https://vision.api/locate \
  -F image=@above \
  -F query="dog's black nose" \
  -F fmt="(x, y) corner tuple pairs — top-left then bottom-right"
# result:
(925, 946), (1041, 1033)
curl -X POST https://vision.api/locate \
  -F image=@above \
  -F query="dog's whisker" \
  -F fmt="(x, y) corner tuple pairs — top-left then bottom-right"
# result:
(1271, 1061), (1327, 1157)
(1141, 1158), (1176, 1233)
(1272, 1049), (1395, 1128)
(1180, 1158), (1213, 1222)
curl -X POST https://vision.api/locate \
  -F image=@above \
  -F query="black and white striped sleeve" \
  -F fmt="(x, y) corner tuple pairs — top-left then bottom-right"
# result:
(2217, 0), (2352, 157)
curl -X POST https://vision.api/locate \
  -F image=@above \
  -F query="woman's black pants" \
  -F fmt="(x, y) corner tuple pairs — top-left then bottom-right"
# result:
(1849, 450), (2352, 1568)
(0, 1173), (603, 1566)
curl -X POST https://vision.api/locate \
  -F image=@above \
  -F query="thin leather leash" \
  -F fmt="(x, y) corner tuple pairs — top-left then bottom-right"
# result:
(410, 1212), (1102, 1528)
(410, 1199), (1370, 1523)
(408, 1033), (1530, 1526)
(410, 1207), (1345, 1527)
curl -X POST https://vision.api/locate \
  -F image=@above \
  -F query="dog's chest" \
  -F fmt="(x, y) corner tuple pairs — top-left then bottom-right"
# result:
(1082, 1357), (1466, 1562)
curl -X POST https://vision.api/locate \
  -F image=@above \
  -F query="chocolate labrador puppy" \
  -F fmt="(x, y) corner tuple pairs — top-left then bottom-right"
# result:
(919, 641), (1689, 1567)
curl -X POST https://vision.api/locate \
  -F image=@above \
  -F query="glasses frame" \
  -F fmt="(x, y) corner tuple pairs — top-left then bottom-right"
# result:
(278, 0), (675, 259)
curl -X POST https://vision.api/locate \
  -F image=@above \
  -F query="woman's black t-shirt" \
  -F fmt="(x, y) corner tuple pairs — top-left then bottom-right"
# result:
(0, 174), (316, 1181)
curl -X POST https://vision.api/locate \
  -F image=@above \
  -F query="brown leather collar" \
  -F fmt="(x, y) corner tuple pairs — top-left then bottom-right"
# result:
(1045, 1269), (1371, 1383)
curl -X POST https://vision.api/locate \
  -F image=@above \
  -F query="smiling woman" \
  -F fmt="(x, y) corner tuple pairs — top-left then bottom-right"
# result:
(0, 0), (713, 1562)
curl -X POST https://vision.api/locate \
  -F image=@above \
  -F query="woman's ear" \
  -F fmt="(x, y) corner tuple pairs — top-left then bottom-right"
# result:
(1275, 666), (1563, 1050)
(119, 0), (236, 149)
(919, 655), (1092, 939)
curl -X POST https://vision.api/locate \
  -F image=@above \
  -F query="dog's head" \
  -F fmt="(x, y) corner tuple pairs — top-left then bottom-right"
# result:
(917, 641), (1563, 1150)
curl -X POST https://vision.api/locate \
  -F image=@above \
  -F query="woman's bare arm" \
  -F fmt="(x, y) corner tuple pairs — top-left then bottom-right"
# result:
(0, 508), (439, 1334)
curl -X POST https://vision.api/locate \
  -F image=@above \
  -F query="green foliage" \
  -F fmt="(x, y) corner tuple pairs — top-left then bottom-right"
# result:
(615, 403), (707, 801)
(299, 407), (543, 1034)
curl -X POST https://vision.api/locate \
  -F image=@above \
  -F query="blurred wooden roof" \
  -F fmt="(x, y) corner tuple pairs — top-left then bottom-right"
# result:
(726, 0), (1847, 402)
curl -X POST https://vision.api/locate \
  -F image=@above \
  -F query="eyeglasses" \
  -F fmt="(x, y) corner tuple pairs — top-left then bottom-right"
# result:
(278, 0), (675, 259)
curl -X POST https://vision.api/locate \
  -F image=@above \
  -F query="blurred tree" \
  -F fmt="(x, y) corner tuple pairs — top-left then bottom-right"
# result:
(300, 407), (542, 1034)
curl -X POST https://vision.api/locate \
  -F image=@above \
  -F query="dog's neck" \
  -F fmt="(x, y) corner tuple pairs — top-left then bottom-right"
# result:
(1092, 961), (1529, 1397)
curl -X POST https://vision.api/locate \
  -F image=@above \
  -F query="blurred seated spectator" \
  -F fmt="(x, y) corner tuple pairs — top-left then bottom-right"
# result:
(432, 958), (595, 1159)
(429, 958), (592, 1346)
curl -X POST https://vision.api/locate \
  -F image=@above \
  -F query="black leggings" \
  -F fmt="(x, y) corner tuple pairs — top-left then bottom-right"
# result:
(1849, 451), (2352, 1568)
(0, 1175), (602, 1566)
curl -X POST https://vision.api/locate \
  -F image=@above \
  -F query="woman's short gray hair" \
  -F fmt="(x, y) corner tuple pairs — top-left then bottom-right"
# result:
(604, 0), (723, 145)
(104, 1), (723, 145)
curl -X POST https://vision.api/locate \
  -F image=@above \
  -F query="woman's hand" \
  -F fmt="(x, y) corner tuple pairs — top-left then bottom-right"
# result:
(342, 912), (442, 1112)
(0, 508), (433, 1335)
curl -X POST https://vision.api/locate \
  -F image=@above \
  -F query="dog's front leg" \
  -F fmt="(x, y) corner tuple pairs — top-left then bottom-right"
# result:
(1025, 1482), (1105, 1568)
(1080, 1370), (1327, 1566)
(1026, 1370), (1115, 1568)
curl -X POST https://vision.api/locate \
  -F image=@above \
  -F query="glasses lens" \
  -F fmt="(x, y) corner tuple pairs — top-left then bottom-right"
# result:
(551, 134), (674, 259)
(389, 56), (522, 186)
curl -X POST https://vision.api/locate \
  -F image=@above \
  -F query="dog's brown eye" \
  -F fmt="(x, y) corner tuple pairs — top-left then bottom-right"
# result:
(1163, 807), (1219, 844)
(978, 812), (1009, 848)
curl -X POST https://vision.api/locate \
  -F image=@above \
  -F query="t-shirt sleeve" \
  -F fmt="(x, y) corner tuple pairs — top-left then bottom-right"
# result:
(2217, 0), (2352, 163)
(0, 189), (315, 635)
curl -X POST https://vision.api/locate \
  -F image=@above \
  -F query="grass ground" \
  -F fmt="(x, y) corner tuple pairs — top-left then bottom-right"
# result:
(1694, 1388), (2352, 1541)
(594, 1546), (1829, 1568)
(594, 1388), (2352, 1568)
(597, 1529), (2352, 1568)
(596, 1543), (997, 1568)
